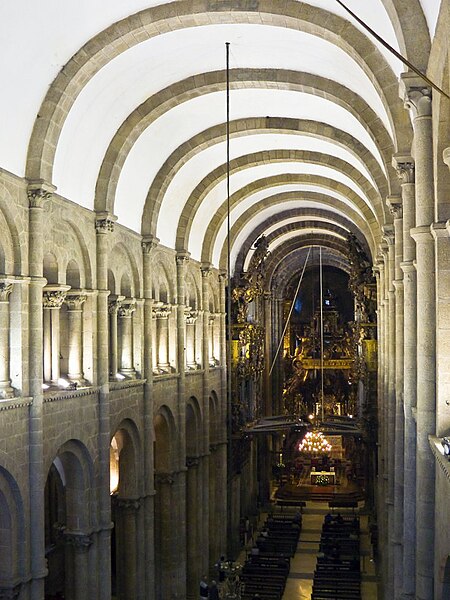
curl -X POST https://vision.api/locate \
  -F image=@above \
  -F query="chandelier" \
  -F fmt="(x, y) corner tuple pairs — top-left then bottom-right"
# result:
(298, 430), (332, 455)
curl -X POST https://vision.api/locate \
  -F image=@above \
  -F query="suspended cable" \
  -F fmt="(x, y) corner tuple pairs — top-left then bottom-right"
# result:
(335, 0), (450, 100)
(319, 246), (324, 422)
(269, 246), (312, 377)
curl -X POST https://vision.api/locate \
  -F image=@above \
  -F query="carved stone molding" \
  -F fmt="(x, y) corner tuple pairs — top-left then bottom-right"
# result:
(184, 308), (198, 324)
(201, 262), (213, 278)
(392, 154), (415, 184)
(386, 196), (403, 220)
(64, 532), (93, 553)
(0, 282), (13, 302)
(381, 225), (394, 246)
(400, 74), (432, 118)
(141, 235), (160, 253)
(116, 498), (141, 511)
(186, 456), (199, 468)
(43, 286), (70, 309)
(118, 299), (137, 318)
(176, 251), (190, 266)
(95, 212), (116, 234)
(27, 180), (55, 208)
(154, 472), (175, 485)
(152, 302), (172, 319)
(65, 293), (87, 311)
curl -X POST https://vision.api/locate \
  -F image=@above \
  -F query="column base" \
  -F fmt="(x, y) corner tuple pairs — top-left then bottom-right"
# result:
(186, 362), (199, 370)
(120, 368), (137, 379)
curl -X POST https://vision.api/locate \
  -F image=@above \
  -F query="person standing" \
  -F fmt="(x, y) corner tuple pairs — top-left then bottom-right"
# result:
(199, 575), (209, 600)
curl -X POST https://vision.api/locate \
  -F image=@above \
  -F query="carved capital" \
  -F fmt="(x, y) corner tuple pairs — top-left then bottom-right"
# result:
(65, 293), (87, 311)
(108, 295), (125, 315)
(382, 225), (395, 246)
(155, 472), (175, 485)
(118, 299), (137, 318)
(116, 497), (141, 511)
(95, 212), (116, 234)
(43, 286), (70, 309)
(186, 456), (199, 468)
(142, 235), (159, 253)
(392, 154), (415, 184)
(386, 196), (403, 219)
(0, 282), (13, 302)
(184, 308), (198, 324)
(27, 180), (55, 208)
(201, 262), (213, 278)
(64, 532), (93, 553)
(152, 302), (172, 319)
(176, 251), (190, 266)
(400, 73), (432, 118)
(218, 270), (228, 282)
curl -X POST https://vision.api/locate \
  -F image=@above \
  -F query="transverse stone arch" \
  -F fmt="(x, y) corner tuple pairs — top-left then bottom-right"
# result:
(176, 150), (385, 254)
(26, 0), (412, 185)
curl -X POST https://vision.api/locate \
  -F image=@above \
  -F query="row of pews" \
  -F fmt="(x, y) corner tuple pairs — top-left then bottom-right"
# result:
(240, 512), (302, 600)
(312, 513), (361, 599)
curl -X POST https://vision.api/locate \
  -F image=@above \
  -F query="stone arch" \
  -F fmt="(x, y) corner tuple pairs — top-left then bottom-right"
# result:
(61, 217), (94, 289)
(209, 391), (220, 445)
(185, 269), (199, 311)
(65, 258), (81, 289)
(234, 206), (370, 276)
(0, 189), (25, 275)
(151, 251), (176, 304)
(142, 114), (390, 234)
(0, 466), (25, 587)
(26, 1), (411, 184)
(109, 242), (140, 298)
(44, 439), (95, 600)
(154, 405), (177, 473)
(186, 397), (202, 458)
(0, 209), (15, 276)
(177, 150), (385, 255)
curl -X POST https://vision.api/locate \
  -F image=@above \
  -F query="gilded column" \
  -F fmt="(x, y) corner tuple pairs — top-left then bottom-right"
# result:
(401, 74), (435, 600)
(0, 281), (14, 398)
(65, 292), (87, 383)
(27, 181), (54, 600)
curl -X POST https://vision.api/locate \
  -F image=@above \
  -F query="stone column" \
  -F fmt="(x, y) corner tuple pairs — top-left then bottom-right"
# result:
(108, 295), (124, 378)
(208, 315), (217, 366)
(437, 148), (450, 436)
(401, 74), (435, 600)
(387, 196), (405, 598)
(142, 236), (158, 598)
(184, 308), (199, 369)
(152, 302), (172, 372)
(64, 532), (93, 600)
(94, 213), (115, 600)
(27, 182), (54, 600)
(43, 286), (70, 383)
(186, 457), (199, 600)
(65, 292), (87, 383)
(0, 281), (14, 398)
(263, 291), (272, 417)
(118, 299), (137, 378)
(115, 498), (140, 600)
(393, 156), (417, 599)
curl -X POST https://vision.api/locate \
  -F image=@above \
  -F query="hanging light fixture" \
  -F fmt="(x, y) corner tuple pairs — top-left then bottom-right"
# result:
(298, 430), (332, 456)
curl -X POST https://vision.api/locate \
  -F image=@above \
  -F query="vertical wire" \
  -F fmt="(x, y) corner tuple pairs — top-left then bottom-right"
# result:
(225, 41), (233, 557)
(320, 246), (324, 422)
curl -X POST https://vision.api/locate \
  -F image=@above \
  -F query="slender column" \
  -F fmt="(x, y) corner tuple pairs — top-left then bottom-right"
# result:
(95, 213), (115, 600)
(184, 308), (199, 369)
(65, 292), (87, 383)
(388, 196), (405, 597)
(43, 286), (70, 383)
(263, 291), (272, 417)
(208, 316), (216, 366)
(0, 281), (14, 398)
(186, 457), (199, 600)
(401, 74), (435, 600)
(118, 299), (137, 378)
(108, 296), (124, 378)
(142, 236), (158, 598)
(176, 252), (190, 598)
(437, 150), (450, 435)
(392, 156), (417, 599)
(152, 302), (172, 372)
(27, 182), (54, 599)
